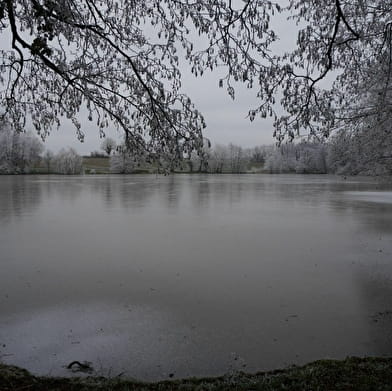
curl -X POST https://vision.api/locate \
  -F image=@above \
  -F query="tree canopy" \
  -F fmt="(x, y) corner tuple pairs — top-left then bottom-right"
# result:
(0, 0), (391, 159)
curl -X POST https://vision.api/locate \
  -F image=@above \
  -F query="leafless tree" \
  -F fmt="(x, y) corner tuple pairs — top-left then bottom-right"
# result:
(101, 137), (116, 156)
(42, 149), (54, 173)
(54, 147), (83, 174)
(1, 1), (391, 155)
(0, 120), (43, 172)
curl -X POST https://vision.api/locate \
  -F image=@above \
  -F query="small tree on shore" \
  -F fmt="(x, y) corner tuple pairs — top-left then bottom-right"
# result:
(54, 148), (83, 174)
(101, 138), (117, 156)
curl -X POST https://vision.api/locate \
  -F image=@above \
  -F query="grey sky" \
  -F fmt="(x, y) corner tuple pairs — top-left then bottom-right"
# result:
(2, 2), (297, 155)
(42, 70), (276, 155)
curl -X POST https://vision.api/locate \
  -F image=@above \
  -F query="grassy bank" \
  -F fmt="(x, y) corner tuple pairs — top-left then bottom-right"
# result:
(1, 357), (392, 390)
(82, 157), (110, 174)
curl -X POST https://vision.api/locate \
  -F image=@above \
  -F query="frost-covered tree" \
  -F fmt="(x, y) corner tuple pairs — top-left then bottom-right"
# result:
(206, 143), (251, 173)
(208, 144), (229, 173)
(100, 137), (116, 156)
(188, 138), (211, 173)
(326, 130), (353, 174)
(0, 120), (43, 173)
(1, 0), (391, 154)
(327, 51), (392, 175)
(264, 144), (296, 173)
(265, 141), (327, 174)
(295, 143), (327, 174)
(42, 149), (54, 173)
(53, 147), (83, 174)
(249, 146), (267, 165)
(327, 126), (392, 175)
(269, 1), (392, 143)
(228, 144), (248, 173)
(110, 152), (134, 174)
(109, 144), (145, 174)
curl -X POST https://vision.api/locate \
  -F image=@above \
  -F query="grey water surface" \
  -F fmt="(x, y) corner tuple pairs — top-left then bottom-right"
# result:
(1, 174), (392, 380)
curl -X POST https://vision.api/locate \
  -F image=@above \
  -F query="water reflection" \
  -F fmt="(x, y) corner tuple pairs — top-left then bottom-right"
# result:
(0, 176), (42, 222)
(1, 174), (392, 379)
(1, 174), (390, 221)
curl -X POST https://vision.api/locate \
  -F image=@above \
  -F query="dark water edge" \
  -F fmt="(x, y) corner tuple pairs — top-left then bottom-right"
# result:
(1, 357), (392, 390)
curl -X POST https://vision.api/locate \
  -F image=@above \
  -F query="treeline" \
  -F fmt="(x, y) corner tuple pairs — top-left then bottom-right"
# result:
(327, 126), (392, 176)
(109, 143), (270, 174)
(1, 121), (391, 176)
(264, 142), (327, 174)
(110, 132), (392, 176)
(109, 141), (328, 174)
(264, 127), (392, 175)
(0, 124), (43, 174)
(0, 122), (83, 174)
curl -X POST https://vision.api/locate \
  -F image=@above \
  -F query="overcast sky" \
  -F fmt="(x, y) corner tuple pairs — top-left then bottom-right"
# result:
(42, 69), (277, 155)
(42, 55), (286, 154)
(2, 2), (297, 155)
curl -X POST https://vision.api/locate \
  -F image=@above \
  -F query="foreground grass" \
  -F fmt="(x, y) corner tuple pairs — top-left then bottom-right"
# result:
(1, 357), (392, 390)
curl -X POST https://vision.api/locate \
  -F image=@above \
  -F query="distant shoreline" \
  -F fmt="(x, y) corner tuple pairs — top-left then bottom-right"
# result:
(1, 172), (392, 180)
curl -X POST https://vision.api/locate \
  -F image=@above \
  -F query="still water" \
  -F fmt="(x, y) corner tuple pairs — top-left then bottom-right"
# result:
(1, 174), (392, 380)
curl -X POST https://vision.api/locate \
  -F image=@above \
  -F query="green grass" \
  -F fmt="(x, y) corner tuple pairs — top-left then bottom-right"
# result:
(1, 357), (392, 390)
(82, 157), (110, 174)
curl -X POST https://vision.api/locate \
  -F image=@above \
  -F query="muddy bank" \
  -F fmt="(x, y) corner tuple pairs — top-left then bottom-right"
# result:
(1, 357), (392, 390)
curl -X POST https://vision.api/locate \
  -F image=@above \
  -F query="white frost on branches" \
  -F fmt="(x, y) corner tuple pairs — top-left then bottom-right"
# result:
(0, 120), (44, 173)
(0, 1), (391, 162)
(53, 147), (83, 174)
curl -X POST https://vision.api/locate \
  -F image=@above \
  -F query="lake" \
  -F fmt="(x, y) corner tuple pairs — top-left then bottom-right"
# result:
(1, 174), (392, 380)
